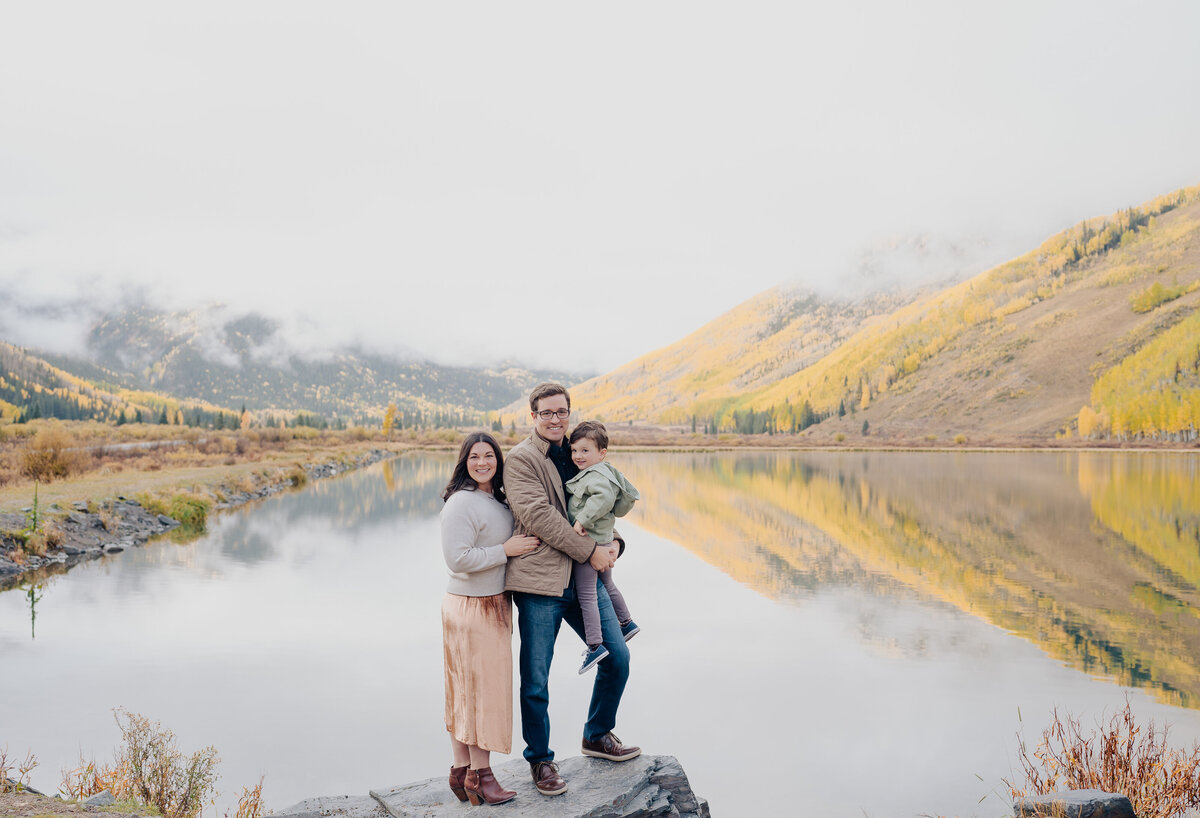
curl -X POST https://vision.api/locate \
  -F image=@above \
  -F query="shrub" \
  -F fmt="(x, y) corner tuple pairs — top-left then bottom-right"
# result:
(62, 714), (265, 818)
(134, 493), (210, 533)
(60, 751), (127, 802)
(20, 421), (88, 482)
(113, 708), (220, 818)
(99, 506), (120, 533)
(0, 744), (39, 793)
(954, 434), (967, 445)
(23, 522), (63, 556)
(167, 495), (210, 532)
(1007, 700), (1200, 818)
(1131, 281), (1187, 313)
(287, 466), (307, 487)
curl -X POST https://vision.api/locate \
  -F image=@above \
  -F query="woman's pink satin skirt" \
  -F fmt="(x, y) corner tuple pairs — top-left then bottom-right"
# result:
(442, 592), (513, 753)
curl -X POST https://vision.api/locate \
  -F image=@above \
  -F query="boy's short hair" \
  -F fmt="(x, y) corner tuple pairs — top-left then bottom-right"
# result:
(569, 420), (608, 450)
(529, 382), (571, 412)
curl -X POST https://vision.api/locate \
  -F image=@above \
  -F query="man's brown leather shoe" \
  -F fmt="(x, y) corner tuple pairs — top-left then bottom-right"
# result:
(530, 760), (567, 796)
(581, 731), (641, 762)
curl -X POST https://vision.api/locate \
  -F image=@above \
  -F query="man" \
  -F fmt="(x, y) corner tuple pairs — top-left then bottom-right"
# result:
(503, 382), (639, 796)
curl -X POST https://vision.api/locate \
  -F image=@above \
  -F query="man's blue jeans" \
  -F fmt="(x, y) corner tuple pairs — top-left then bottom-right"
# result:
(512, 577), (631, 764)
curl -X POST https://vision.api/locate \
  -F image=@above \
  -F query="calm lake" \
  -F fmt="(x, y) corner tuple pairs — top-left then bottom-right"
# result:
(2, 450), (1199, 817)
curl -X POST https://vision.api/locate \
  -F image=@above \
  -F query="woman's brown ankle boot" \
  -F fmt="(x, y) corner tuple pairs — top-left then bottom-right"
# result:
(448, 765), (469, 802)
(464, 766), (516, 805)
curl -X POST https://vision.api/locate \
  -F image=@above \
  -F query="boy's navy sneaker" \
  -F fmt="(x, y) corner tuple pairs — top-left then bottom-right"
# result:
(620, 620), (640, 642)
(578, 644), (609, 674)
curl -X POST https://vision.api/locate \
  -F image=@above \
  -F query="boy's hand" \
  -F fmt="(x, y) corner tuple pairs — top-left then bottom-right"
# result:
(573, 520), (586, 536)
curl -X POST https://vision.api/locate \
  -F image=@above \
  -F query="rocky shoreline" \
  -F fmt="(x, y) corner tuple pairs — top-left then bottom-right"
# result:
(0, 448), (395, 591)
(277, 754), (710, 818)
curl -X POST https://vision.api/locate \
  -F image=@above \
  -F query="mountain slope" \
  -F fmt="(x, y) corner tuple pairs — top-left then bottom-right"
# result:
(565, 286), (930, 427)
(33, 305), (588, 422)
(567, 183), (1200, 441)
(0, 341), (231, 425)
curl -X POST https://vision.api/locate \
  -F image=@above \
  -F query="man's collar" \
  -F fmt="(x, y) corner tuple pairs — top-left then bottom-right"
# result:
(531, 430), (567, 455)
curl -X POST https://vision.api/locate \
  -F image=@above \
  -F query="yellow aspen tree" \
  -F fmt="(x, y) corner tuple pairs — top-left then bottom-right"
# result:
(383, 402), (398, 439)
(1077, 406), (1098, 438)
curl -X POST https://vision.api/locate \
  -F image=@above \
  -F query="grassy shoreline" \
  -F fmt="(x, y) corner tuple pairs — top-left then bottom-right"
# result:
(2, 419), (1197, 515)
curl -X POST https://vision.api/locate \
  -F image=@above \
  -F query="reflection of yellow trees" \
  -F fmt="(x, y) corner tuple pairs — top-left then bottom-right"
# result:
(1077, 453), (1200, 589)
(621, 451), (1200, 709)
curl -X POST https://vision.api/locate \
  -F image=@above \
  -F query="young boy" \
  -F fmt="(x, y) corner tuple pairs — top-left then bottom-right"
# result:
(566, 421), (641, 673)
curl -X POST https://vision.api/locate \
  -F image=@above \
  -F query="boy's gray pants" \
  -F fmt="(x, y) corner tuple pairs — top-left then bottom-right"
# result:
(574, 561), (632, 648)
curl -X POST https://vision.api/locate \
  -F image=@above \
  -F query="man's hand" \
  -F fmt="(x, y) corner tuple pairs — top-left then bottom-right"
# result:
(573, 520), (586, 536)
(588, 543), (618, 572)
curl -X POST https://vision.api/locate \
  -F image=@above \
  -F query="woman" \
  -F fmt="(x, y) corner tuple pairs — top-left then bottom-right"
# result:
(440, 432), (539, 805)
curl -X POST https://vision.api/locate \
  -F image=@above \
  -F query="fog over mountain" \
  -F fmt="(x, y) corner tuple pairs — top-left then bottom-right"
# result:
(0, 297), (590, 419)
(3, 4), (1199, 372)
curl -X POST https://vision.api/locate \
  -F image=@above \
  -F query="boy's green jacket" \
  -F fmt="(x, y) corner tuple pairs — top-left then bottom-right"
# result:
(566, 462), (640, 544)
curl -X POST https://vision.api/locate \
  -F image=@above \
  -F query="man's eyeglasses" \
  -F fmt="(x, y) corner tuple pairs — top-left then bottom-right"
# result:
(535, 409), (571, 420)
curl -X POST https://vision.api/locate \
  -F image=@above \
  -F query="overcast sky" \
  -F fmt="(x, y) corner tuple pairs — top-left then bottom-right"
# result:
(2, 2), (1199, 373)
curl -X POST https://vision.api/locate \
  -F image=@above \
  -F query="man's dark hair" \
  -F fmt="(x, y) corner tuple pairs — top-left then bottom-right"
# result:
(569, 420), (608, 450)
(529, 382), (571, 412)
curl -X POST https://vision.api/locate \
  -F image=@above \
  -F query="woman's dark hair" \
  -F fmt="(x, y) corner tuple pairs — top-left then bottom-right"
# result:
(442, 432), (507, 505)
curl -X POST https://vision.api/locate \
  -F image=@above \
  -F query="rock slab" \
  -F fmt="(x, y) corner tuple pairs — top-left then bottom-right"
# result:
(364, 755), (708, 818)
(273, 795), (391, 818)
(1014, 789), (1135, 817)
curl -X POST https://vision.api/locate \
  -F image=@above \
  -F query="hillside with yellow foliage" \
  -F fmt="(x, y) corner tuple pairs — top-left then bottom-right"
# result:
(566, 184), (1200, 442)
(0, 341), (238, 428)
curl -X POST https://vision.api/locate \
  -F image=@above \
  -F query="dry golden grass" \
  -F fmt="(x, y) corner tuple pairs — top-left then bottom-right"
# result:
(0, 421), (431, 514)
(231, 777), (265, 818)
(19, 422), (90, 482)
(0, 744), (40, 793)
(57, 711), (266, 818)
(1007, 700), (1200, 818)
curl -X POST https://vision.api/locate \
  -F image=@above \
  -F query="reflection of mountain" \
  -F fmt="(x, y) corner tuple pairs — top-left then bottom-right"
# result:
(620, 451), (1200, 708)
(212, 454), (453, 564)
(94, 455), (454, 579)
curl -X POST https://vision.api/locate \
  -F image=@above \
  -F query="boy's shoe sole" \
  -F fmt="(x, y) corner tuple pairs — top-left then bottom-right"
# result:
(622, 624), (640, 642)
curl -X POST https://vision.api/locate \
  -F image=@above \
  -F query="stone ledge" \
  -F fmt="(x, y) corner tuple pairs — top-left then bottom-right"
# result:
(276, 754), (709, 818)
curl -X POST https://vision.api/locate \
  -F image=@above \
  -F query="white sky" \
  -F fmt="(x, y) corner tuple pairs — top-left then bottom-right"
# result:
(2, 2), (1199, 373)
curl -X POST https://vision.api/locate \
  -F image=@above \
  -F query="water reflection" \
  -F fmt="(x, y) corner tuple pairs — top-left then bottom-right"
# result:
(618, 450), (1200, 708)
(21, 581), (44, 639)
(3, 450), (1200, 818)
